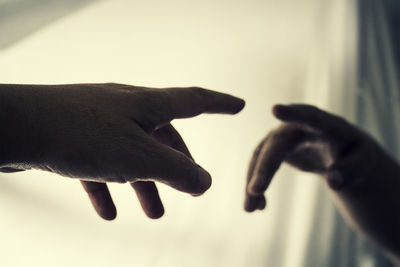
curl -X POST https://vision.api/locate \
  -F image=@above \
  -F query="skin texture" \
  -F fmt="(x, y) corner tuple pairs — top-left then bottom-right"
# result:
(245, 104), (400, 263)
(0, 83), (245, 220)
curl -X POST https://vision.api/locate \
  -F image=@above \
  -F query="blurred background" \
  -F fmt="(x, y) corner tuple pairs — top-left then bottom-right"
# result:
(0, 0), (398, 266)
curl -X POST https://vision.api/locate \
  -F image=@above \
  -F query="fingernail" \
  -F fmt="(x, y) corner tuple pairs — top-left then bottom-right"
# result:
(198, 168), (212, 192)
(327, 170), (344, 190)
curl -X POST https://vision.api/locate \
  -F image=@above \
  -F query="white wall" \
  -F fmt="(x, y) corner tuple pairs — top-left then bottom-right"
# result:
(0, 1), (361, 266)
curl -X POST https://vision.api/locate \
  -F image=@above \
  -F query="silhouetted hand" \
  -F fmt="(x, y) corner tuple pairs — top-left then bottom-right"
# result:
(245, 103), (387, 210)
(0, 83), (244, 220)
(244, 104), (400, 260)
(81, 123), (196, 220)
(81, 122), (198, 220)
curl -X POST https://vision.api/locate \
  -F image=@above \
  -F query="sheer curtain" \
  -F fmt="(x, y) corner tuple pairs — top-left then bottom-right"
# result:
(294, 0), (398, 266)
(0, 0), (397, 266)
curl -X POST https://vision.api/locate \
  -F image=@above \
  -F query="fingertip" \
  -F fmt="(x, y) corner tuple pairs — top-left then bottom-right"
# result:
(272, 104), (288, 119)
(96, 204), (117, 221)
(197, 167), (212, 193)
(89, 193), (117, 221)
(81, 181), (117, 221)
(221, 97), (246, 115)
(245, 206), (256, 212)
(244, 195), (264, 212)
(147, 206), (165, 219)
(244, 201), (257, 212)
(139, 196), (165, 219)
(257, 197), (266, 210)
(234, 98), (246, 113)
(101, 211), (117, 221)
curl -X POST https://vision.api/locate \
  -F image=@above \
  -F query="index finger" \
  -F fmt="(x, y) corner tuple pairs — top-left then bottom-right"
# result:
(272, 104), (356, 142)
(151, 87), (245, 122)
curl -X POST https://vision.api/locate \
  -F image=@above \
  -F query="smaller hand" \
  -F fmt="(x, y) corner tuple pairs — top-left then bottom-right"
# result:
(245, 104), (400, 260)
(245, 104), (383, 212)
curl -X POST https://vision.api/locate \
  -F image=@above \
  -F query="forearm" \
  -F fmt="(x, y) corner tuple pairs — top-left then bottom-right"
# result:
(333, 150), (400, 260)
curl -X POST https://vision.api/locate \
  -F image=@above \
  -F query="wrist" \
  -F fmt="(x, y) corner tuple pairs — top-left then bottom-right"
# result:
(332, 147), (400, 257)
(0, 84), (45, 168)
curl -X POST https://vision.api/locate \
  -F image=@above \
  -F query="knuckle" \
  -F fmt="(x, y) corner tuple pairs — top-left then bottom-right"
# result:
(117, 177), (128, 183)
(189, 86), (203, 92)
(307, 105), (321, 114)
(123, 176), (138, 183)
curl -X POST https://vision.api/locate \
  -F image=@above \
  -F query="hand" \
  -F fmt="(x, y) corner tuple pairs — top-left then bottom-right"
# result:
(245, 104), (382, 211)
(81, 123), (197, 220)
(244, 104), (400, 259)
(0, 83), (245, 219)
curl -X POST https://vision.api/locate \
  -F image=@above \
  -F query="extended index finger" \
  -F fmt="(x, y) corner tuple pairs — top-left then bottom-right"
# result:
(272, 104), (356, 142)
(151, 87), (245, 123)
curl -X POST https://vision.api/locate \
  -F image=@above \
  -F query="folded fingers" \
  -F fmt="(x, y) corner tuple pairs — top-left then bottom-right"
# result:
(80, 181), (117, 220)
(129, 123), (197, 219)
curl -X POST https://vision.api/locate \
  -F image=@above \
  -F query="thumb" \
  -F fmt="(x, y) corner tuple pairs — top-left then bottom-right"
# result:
(326, 153), (365, 191)
(129, 134), (212, 195)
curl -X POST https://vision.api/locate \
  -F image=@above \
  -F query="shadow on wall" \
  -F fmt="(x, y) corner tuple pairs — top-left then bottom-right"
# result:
(0, 0), (97, 50)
